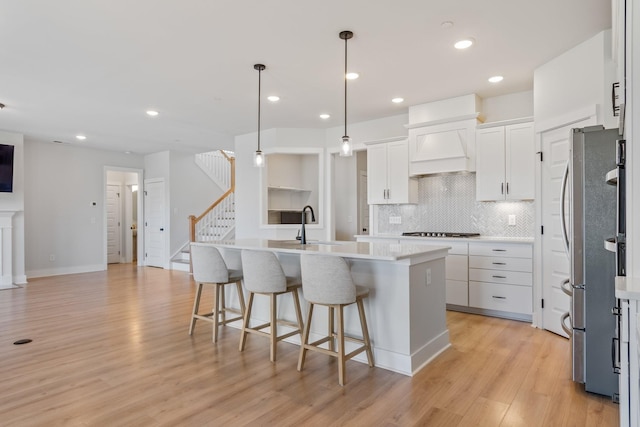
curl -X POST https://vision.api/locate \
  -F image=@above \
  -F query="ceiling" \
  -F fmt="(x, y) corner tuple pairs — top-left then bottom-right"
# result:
(0, 0), (611, 155)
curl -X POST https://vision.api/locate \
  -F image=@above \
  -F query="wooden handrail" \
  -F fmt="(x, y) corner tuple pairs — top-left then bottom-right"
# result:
(189, 151), (235, 243)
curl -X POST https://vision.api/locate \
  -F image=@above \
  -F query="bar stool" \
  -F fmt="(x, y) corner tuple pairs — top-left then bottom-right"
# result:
(239, 249), (304, 362)
(298, 253), (374, 386)
(189, 244), (246, 343)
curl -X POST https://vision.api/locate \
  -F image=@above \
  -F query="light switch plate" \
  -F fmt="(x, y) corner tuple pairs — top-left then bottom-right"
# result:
(508, 215), (516, 226)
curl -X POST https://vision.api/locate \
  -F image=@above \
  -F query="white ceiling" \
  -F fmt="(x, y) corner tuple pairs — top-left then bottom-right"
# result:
(0, 0), (611, 155)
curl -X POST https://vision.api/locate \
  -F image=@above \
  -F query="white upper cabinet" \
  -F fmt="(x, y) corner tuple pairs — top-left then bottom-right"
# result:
(366, 138), (417, 205)
(476, 120), (535, 201)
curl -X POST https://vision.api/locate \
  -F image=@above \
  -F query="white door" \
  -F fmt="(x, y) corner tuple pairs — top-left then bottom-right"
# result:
(476, 126), (506, 201)
(540, 116), (596, 336)
(386, 140), (410, 203)
(106, 184), (121, 264)
(506, 122), (535, 200)
(144, 180), (165, 268)
(367, 144), (388, 204)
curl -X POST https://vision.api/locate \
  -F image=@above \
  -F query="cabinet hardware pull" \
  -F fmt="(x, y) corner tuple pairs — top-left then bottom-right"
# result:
(506, 182), (509, 194)
(492, 296), (506, 299)
(501, 183), (504, 194)
(492, 275), (507, 279)
(492, 249), (506, 252)
(492, 262), (506, 265)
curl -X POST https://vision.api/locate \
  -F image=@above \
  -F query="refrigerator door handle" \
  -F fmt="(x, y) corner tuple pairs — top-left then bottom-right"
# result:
(560, 278), (572, 296)
(561, 311), (572, 336)
(560, 160), (570, 256)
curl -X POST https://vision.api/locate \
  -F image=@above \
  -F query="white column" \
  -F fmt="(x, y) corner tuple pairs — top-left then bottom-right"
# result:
(0, 211), (15, 286)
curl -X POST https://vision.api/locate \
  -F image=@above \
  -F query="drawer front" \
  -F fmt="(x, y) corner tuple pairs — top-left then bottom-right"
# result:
(469, 268), (532, 286)
(469, 255), (532, 273)
(469, 281), (532, 314)
(446, 280), (468, 306)
(446, 254), (468, 281)
(469, 242), (532, 258)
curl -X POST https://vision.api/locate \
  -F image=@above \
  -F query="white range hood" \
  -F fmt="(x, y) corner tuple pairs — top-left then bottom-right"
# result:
(405, 94), (483, 176)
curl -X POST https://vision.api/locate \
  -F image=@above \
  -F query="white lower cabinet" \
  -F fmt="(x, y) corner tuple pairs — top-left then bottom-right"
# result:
(444, 243), (469, 306)
(468, 242), (533, 318)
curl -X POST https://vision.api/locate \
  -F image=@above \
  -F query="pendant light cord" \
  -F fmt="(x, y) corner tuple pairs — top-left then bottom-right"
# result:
(257, 67), (262, 151)
(344, 35), (348, 138)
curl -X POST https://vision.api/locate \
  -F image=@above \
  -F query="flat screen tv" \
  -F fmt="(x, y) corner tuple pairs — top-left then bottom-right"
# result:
(0, 144), (15, 192)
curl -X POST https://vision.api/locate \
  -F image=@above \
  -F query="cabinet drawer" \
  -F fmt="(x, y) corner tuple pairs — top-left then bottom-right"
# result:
(469, 255), (532, 273)
(446, 280), (468, 306)
(398, 239), (468, 255)
(469, 281), (532, 314)
(446, 254), (468, 281)
(469, 242), (532, 258)
(469, 268), (532, 286)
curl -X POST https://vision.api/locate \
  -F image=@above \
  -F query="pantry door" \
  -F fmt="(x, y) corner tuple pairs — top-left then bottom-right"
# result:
(539, 113), (596, 336)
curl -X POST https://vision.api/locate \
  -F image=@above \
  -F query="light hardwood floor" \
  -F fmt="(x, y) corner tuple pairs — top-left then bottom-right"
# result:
(0, 264), (618, 426)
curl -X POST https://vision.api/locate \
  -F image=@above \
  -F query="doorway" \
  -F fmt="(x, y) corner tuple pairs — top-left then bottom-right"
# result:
(105, 168), (143, 266)
(332, 149), (368, 241)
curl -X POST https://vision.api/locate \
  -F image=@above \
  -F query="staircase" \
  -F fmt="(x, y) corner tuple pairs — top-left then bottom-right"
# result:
(171, 150), (236, 271)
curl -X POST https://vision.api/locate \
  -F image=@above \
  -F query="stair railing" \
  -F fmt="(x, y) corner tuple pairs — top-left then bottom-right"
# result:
(189, 151), (235, 243)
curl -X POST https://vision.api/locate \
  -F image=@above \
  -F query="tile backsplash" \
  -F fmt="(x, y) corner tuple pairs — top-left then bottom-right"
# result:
(377, 173), (535, 238)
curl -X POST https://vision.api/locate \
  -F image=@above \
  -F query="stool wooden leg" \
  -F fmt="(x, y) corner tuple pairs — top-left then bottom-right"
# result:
(292, 288), (304, 334)
(297, 302), (314, 371)
(270, 293), (277, 362)
(189, 282), (204, 335)
(212, 283), (221, 343)
(235, 281), (246, 317)
(357, 298), (374, 367)
(337, 305), (346, 386)
(328, 306), (335, 352)
(220, 285), (226, 324)
(239, 292), (254, 352)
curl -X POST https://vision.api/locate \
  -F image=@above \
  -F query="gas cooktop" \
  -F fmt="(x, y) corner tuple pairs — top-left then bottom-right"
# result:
(401, 232), (480, 238)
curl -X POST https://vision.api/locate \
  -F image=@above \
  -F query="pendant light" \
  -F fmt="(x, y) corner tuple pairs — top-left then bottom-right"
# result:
(339, 30), (354, 157)
(253, 63), (266, 167)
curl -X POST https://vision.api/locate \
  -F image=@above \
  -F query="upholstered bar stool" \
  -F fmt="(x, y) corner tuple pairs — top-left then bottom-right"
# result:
(239, 249), (304, 362)
(298, 253), (374, 386)
(189, 244), (246, 343)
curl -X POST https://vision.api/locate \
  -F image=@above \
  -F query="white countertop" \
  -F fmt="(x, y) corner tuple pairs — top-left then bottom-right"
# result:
(615, 276), (640, 300)
(355, 234), (535, 244)
(193, 239), (450, 262)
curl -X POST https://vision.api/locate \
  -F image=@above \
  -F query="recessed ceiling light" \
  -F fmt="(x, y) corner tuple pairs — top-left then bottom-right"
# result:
(488, 75), (504, 83)
(392, 97), (404, 104)
(146, 110), (159, 116)
(319, 114), (330, 120)
(346, 72), (359, 80)
(454, 39), (474, 49)
(267, 95), (280, 102)
(76, 135), (86, 141)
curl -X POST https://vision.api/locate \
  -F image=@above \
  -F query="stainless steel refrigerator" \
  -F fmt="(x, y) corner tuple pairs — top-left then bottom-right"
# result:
(560, 125), (620, 398)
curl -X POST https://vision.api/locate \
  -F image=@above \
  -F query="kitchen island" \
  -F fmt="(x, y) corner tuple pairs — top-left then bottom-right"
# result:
(192, 239), (450, 376)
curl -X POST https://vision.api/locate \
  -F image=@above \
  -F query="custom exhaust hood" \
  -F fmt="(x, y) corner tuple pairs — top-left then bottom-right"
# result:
(405, 94), (483, 176)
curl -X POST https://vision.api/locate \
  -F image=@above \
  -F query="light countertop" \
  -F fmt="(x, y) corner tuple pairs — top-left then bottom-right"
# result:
(615, 276), (640, 300)
(192, 239), (450, 262)
(355, 234), (534, 244)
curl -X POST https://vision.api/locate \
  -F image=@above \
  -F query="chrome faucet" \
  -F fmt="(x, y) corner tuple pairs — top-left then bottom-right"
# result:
(298, 205), (316, 244)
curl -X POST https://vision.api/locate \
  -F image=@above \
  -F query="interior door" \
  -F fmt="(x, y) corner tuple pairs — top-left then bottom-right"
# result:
(106, 184), (121, 264)
(144, 179), (165, 268)
(358, 171), (369, 235)
(540, 116), (595, 336)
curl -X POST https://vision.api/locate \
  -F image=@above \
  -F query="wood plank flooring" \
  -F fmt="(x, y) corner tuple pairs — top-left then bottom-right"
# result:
(0, 264), (618, 426)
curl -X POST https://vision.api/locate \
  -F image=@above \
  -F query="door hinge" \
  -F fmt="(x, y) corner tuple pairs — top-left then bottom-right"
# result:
(117, 192), (120, 198)
(537, 151), (543, 161)
(541, 299), (545, 308)
(541, 225), (544, 235)
(144, 191), (148, 196)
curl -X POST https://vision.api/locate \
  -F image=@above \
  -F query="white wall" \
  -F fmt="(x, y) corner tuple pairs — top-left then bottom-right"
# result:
(325, 113), (408, 146)
(169, 151), (223, 254)
(24, 140), (144, 277)
(481, 91), (534, 123)
(333, 153), (358, 241)
(0, 130), (25, 283)
(534, 30), (617, 128)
